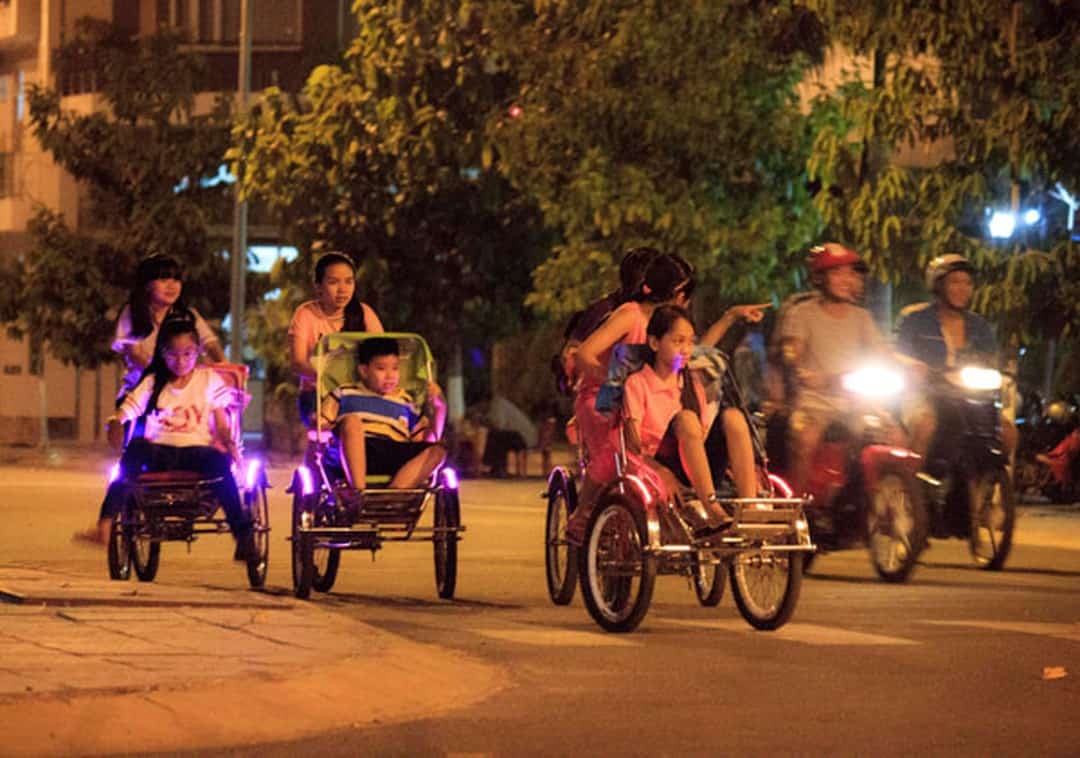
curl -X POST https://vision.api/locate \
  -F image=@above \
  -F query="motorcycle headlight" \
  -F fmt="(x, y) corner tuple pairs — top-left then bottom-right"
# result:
(842, 366), (905, 398)
(957, 366), (1002, 391)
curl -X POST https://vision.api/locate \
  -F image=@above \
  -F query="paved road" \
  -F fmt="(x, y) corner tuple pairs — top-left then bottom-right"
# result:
(3, 448), (1080, 756)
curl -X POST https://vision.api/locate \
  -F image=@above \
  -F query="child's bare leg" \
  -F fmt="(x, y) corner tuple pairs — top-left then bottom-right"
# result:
(673, 410), (716, 501)
(390, 444), (447, 488)
(722, 408), (757, 498)
(339, 415), (367, 490)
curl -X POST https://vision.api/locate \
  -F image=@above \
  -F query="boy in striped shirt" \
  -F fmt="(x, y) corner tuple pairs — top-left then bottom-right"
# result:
(321, 338), (447, 517)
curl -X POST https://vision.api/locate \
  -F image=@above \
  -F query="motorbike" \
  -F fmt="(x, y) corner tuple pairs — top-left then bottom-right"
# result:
(767, 364), (928, 582)
(920, 365), (1016, 569)
(1015, 395), (1080, 503)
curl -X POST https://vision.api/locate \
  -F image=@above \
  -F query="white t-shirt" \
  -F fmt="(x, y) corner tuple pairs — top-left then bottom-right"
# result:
(116, 367), (233, 447)
(112, 305), (220, 396)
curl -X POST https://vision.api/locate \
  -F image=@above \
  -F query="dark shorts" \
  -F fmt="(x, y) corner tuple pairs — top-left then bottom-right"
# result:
(654, 415), (731, 487)
(347, 435), (436, 478)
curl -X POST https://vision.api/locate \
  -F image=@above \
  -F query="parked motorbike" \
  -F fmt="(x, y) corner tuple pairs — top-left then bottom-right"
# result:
(920, 365), (1015, 569)
(768, 364), (928, 582)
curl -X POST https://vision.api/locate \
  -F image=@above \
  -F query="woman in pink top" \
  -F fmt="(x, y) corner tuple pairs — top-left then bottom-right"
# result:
(288, 252), (384, 425)
(624, 305), (759, 534)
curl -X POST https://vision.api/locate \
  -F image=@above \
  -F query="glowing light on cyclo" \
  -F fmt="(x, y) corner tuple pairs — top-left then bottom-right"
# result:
(442, 467), (460, 490)
(297, 465), (315, 497)
(768, 473), (794, 499)
(107, 463), (121, 484)
(245, 459), (262, 490)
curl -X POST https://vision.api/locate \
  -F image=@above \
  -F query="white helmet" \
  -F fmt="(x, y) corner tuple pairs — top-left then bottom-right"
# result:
(925, 254), (974, 292)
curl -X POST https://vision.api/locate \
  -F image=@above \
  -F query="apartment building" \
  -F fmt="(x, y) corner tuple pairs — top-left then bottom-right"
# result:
(0, 0), (351, 445)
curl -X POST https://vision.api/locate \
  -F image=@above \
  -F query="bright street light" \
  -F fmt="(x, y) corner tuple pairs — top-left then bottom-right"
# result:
(988, 211), (1016, 239)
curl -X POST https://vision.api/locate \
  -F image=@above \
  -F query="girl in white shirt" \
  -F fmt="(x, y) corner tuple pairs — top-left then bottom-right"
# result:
(78, 318), (253, 559)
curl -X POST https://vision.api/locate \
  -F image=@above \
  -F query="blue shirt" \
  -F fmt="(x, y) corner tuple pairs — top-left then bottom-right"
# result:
(328, 385), (420, 442)
(895, 302), (996, 368)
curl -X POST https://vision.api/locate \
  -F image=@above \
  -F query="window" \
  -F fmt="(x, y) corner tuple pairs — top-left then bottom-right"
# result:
(160, 0), (300, 45)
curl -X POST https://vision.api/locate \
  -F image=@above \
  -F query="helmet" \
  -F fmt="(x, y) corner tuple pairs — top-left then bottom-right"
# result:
(807, 243), (866, 277)
(925, 254), (974, 292)
(1047, 401), (1076, 425)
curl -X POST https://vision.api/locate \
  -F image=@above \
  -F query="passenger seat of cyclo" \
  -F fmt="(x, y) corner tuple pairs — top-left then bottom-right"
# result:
(318, 337), (448, 517)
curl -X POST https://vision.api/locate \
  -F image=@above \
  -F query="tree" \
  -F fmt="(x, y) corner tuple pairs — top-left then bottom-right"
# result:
(231, 0), (550, 375)
(0, 19), (235, 367)
(805, 0), (1080, 358)
(488, 0), (827, 318)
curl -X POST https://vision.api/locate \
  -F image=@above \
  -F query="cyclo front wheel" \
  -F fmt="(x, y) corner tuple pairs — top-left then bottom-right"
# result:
(731, 545), (802, 631)
(545, 470), (578, 605)
(245, 485), (270, 589)
(434, 488), (460, 599)
(107, 511), (131, 581)
(578, 495), (656, 633)
(969, 467), (1014, 570)
(291, 491), (339, 598)
(129, 507), (160, 582)
(867, 464), (928, 583)
(692, 554), (726, 607)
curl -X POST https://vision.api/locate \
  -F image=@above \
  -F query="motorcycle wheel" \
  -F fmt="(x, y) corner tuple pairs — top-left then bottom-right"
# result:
(579, 495), (656, 633)
(968, 468), (1014, 570)
(867, 464), (928, 583)
(545, 470), (578, 605)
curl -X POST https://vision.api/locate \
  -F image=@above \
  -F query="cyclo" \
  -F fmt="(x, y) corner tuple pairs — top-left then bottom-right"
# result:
(288, 332), (463, 600)
(106, 363), (271, 588)
(546, 345), (814, 633)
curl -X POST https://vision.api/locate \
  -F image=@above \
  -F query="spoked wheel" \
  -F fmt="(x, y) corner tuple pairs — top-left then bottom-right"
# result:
(731, 546), (802, 630)
(545, 471), (578, 605)
(291, 492), (339, 598)
(692, 555), (726, 607)
(578, 496), (656, 633)
(129, 507), (160, 582)
(245, 485), (270, 588)
(107, 511), (131, 581)
(867, 465), (928, 583)
(434, 488), (460, 599)
(969, 468), (1015, 570)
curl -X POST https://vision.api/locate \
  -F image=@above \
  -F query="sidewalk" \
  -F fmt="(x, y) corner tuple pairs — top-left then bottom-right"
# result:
(0, 566), (507, 757)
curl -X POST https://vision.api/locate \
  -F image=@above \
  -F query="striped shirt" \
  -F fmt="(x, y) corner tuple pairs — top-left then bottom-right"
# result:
(327, 384), (420, 442)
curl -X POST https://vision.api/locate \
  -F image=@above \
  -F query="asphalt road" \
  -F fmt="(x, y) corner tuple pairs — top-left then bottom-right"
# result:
(4, 453), (1080, 756)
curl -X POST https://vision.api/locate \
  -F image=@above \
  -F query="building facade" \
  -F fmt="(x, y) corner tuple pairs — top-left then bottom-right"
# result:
(0, 0), (350, 444)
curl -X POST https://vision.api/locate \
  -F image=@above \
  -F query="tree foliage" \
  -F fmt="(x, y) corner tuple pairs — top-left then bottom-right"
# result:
(805, 0), (1080, 345)
(0, 19), (234, 367)
(488, 0), (827, 317)
(231, 0), (550, 370)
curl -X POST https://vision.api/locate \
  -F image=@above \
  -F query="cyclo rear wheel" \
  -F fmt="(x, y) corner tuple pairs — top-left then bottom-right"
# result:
(867, 464), (928, 583)
(968, 467), (1014, 570)
(731, 546), (802, 631)
(107, 511), (131, 581)
(692, 555), (726, 607)
(434, 488), (460, 599)
(291, 491), (339, 599)
(579, 495), (656, 633)
(245, 485), (270, 588)
(545, 470), (578, 605)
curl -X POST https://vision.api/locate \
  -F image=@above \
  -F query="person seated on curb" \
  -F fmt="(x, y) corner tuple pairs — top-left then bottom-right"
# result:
(321, 337), (448, 521)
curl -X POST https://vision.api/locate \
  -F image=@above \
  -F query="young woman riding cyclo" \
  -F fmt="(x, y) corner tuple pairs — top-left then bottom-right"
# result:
(289, 251), (384, 428)
(567, 250), (768, 542)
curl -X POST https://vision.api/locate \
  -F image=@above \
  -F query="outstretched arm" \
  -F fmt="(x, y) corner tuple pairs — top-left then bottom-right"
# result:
(699, 303), (770, 348)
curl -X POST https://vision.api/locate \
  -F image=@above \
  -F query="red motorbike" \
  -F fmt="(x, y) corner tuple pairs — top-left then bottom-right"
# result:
(770, 364), (928, 582)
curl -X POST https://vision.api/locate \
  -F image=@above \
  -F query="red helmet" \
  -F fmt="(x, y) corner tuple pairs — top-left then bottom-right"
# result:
(807, 243), (864, 273)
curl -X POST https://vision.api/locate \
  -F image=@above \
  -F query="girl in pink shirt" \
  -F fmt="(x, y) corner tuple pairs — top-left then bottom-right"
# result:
(623, 305), (759, 534)
(288, 252), (384, 425)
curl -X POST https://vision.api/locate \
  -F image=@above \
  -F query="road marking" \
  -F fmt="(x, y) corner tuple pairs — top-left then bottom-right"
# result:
(472, 628), (640, 647)
(924, 620), (1080, 643)
(662, 618), (920, 646)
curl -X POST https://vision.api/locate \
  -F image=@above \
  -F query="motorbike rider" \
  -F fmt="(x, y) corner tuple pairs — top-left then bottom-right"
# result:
(779, 243), (886, 495)
(894, 254), (1016, 461)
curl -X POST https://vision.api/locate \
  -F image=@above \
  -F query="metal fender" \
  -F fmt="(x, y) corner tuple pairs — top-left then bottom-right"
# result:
(545, 466), (578, 512)
(859, 445), (921, 491)
(607, 471), (665, 551)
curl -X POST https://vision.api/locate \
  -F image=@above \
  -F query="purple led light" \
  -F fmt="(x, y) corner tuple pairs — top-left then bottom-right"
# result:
(442, 467), (459, 490)
(107, 463), (121, 485)
(246, 459), (262, 490)
(297, 465), (314, 496)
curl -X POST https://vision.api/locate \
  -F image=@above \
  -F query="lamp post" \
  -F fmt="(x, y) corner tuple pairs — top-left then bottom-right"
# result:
(229, 0), (253, 361)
